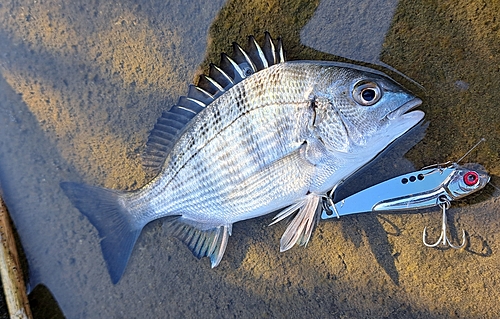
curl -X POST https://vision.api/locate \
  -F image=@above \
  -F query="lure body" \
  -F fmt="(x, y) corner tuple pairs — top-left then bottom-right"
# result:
(321, 163), (490, 219)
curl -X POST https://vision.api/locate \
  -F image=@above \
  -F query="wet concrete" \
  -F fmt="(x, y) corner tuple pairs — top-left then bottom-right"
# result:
(0, 0), (499, 318)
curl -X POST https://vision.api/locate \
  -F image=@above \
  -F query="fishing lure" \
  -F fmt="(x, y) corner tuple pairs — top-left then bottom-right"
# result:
(321, 162), (490, 248)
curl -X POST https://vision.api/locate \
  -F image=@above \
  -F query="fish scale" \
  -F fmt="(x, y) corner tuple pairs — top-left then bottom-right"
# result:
(61, 33), (424, 283)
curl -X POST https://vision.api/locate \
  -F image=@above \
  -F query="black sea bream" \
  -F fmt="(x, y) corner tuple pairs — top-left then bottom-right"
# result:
(61, 33), (424, 283)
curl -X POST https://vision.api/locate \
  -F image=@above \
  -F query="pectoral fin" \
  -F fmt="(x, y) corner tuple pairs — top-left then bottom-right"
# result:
(272, 193), (321, 252)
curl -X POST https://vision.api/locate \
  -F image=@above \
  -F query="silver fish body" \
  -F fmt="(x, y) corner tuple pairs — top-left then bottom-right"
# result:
(61, 33), (424, 283)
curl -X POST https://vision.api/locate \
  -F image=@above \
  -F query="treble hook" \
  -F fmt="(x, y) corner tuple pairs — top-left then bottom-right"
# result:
(422, 197), (466, 249)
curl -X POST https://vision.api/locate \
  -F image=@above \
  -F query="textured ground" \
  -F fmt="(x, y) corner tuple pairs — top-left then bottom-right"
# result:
(0, 0), (499, 318)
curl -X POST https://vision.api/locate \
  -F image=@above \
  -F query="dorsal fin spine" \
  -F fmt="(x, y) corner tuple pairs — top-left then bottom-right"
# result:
(263, 31), (277, 65)
(233, 43), (257, 73)
(187, 85), (214, 105)
(187, 97), (206, 107)
(193, 85), (213, 98)
(248, 36), (268, 69)
(210, 63), (234, 85)
(177, 96), (205, 113)
(203, 75), (225, 92)
(277, 37), (285, 63)
(176, 106), (197, 114)
(223, 54), (245, 81)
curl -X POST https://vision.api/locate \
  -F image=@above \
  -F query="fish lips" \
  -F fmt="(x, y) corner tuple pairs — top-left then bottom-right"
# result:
(387, 98), (424, 121)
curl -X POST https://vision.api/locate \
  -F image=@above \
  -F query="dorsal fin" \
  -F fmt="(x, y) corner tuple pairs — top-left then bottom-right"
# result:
(143, 105), (198, 172)
(143, 33), (286, 175)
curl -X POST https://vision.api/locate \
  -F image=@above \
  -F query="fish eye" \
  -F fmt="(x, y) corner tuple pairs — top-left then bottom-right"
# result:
(463, 171), (479, 186)
(353, 81), (382, 106)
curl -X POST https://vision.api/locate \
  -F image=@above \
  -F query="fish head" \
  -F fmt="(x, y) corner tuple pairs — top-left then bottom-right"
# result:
(446, 164), (490, 199)
(312, 62), (424, 153)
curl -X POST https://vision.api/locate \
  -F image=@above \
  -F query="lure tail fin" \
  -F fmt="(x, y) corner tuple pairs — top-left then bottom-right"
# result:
(60, 182), (143, 284)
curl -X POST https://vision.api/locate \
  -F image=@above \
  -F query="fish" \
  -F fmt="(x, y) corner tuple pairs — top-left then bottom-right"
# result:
(61, 32), (424, 283)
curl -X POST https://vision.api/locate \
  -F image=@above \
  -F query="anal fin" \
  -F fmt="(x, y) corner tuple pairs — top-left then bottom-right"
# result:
(166, 217), (232, 267)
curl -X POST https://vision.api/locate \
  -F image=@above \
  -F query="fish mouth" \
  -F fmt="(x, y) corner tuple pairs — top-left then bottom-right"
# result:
(387, 98), (423, 120)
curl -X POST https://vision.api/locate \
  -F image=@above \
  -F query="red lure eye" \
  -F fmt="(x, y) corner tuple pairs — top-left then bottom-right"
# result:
(463, 171), (479, 186)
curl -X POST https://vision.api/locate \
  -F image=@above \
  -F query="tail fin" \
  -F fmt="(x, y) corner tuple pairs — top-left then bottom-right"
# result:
(60, 182), (142, 284)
